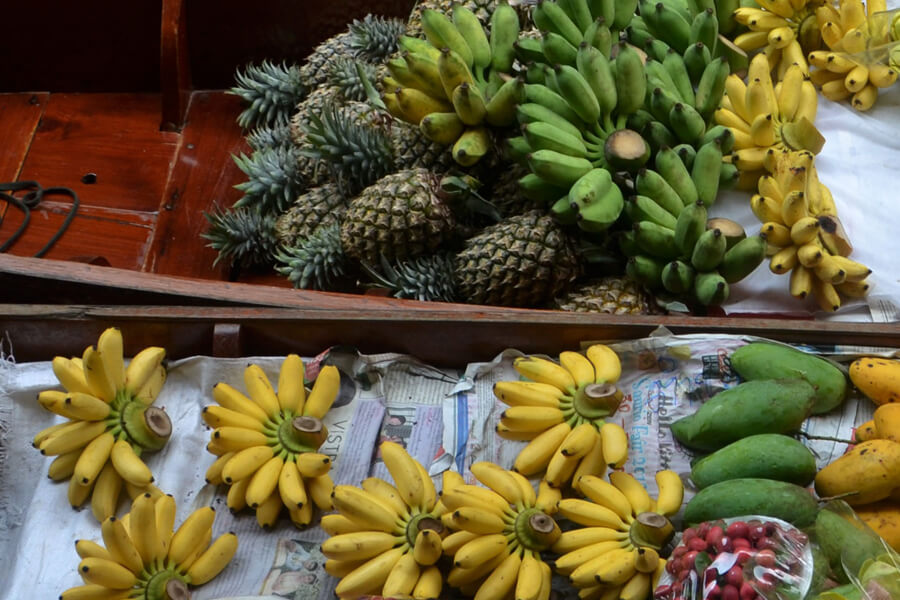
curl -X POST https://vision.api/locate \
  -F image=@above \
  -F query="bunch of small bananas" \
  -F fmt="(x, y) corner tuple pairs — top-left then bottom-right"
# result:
(494, 345), (630, 490)
(628, 0), (740, 63)
(60, 494), (237, 599)
(383, 5), (522, 166)
(716, 55), (824, 185)
(34, 327), (170, 522)
(752, 151), (872, 311)
(552, 471), (682, 600)
(732, 0), (825, 77)
(809, 0), (898, 110)
(321, 441), (446, 599)
(440, 462), (562, 600)
(204, 355), (339, 528)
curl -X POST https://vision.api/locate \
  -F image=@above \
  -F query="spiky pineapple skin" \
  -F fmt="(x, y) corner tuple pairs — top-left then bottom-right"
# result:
(275, 183), (348, 247)
(340, 168), (456, 264)
(453, 210), (581, 307)
(299, 31), (355, 89)
(552, 277), (657, 314)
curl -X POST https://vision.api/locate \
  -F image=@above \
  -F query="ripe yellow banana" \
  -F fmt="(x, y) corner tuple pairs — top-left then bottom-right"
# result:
(609, 471), (653, 516)
(90, 462), (122, 522)
(593, 547), (638, 585)
(110, 439), (153, 486)
(559, 351), (596, 389)
(185, 533), (239, 586)
(381, 440), (427, 510)
(332, 485), (405, 534)
(552, 527), (629, 554)
(302, 365), (340, 418)
(585, 344), (622, 384)
(544, 446), (582, 488)
(211, 382), (271, 424)
(513, 422), (571, 476)
(560, 423), (598, 459)
(78, 557), (137, 589)
(557, 499), (627, 529)
(501, 406), (566, 432)
(454, 533), (509, 568)
(334, 546), (406, 599)
(654, 470), (684, 516)
(493, 381), (565, 409)
(599, 422), (628, 469)
(101, 516), (144, 575)
(52, 356), (94, 395)
(322, 531), (403, 562)
(72, 431), (115, 486)
(245, 455), (284, 508)
(412, 528), (443, 566)
(579, 475), (634, 523)
(123, 346), (166, 397)
(243, 363), (282, 418)
(361, 476), (410, 518)
(167, 506), (216, 568)
(383, 550), (420, 597)
(513, 356), (576, 392)
(474, 550), (522, 600)
(413, 564), (443, 600)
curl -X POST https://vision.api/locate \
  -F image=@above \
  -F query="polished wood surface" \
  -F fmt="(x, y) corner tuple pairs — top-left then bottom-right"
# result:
(160, 0), (192, 130)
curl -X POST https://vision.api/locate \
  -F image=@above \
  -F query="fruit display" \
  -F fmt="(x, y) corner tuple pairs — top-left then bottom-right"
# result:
(322, 441), (447, 599)
(849, 356), (900, 405)
(59, 494), (237, 599)
(493, 345), (629, 488)
(203, 355), (340, 528)
(34, 327), (171, 522)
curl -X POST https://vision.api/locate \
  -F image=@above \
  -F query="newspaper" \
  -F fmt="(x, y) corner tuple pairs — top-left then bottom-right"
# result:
(0, 331), (897, 600)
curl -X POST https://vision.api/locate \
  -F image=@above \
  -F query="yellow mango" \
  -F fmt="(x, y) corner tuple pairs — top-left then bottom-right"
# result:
(855, 419), (879, 443)
(874, 404), (900, 443)
(814, 440), (900, 506)
(850, 357), (900, 406)
(853, 500), (900, 551)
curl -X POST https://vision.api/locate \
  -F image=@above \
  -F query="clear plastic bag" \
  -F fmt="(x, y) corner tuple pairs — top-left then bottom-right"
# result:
(654, 516), (814, 600)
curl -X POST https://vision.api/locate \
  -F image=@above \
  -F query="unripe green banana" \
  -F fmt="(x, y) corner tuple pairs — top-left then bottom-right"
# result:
(551, 194), (580, 225)
(585, 17), (614, 57)
(674, 143), (696, 170)
(690, 227), (727, 271)
(527, 149), (595, 187)
(490, 1), (520, 72)
(555, 64), (603, 125)
(505, 135), (532, 161)
(485, 76), (525, 127)
(452, 82), (487, 125)
(673, 199), (707, 256)
(524, 61), (546, 85)
(569, 168), (623, 232)
(626, 254), (665, 290)
(626, 194), (679, 230)
(716, 0), (739, 35)
(589, 0), (615, 27)
(420, 112), (465, 145)
(655, 146), (699, 206)
(517, 102), (584, 140)
(691, 138), (723, 207)
(398, 36), (442, 61)
(645, 59), (685, 104)
(618, 229), (640, 257)
(634, 219), (681, 259)
(452, 127), (491, 166)
(668, 102), (706, 145)
(523, 121), (590, 158)
(560, 0), (594, 31)
(643, 120), (678, 154)
(693, 271), (729, 306)
(694, 57), (730, 120)
(663, 49), (695, 106)
(577, 42), (618, 125)
(701, 125), (734, 154)
(626, 108), (655, 134)
(649, 86), (678, 124)
(689, 8), (718, 52)
(651, 1), (692, 52)
(719, 162), (739, 189)
(613, 42), (647, 117)
(683, 41), (712, 84)
(719, 233), (766, 283)
(661, 260), (696, 294)
(453, 5), (492, 70)
(515, 38), (547, 64)
(542, 30), (579, 66)
(612, 0), (638, 30)
(402, 52), (447, 101)
(538, 0), (585, 47)
(635, 168), (684, 216)
(524, 85), (584, 128)
(422, 9), (474, 67)
(520, 173), (569, 202)
(644, 37), (673, 63)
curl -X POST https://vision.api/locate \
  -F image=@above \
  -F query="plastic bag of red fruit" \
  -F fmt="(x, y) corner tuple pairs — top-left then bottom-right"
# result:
(654, 516), (814, 600)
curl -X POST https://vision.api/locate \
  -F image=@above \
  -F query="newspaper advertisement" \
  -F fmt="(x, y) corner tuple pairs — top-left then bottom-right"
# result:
(0, 330), (897, 600)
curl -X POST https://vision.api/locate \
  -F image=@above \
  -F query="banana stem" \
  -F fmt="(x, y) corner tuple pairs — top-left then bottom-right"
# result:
(282, 416), (327, 452)
(122, 403), (172, 451)
(165, 578), (191, 600)
(629, 512), (675, 550)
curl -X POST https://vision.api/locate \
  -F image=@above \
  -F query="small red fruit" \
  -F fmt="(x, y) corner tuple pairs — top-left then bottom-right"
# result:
(706, 525), (725, 546)
(733, 537), (752, 550)
(725, 565), (744, 588)
(740, 581), (757, 600)
(688, 537), (709, 552)
(722, 584), (740, 600)
(726, 521), (749, 539)
(715, 536), (735, 553)
(755, 549), (777, 568)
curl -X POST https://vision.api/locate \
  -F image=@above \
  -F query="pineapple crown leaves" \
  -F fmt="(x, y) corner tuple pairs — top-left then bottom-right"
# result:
(245, 123), (294, 151)
(348, 15), (405, 61)
(300, 105), (396, 196)
(274, 223), (347, 290)
(326, 57), (378, 102)
(229, 60), (307, 129)
(202, 206), (279, 268)
(360, 252), (458, 303)
(232, 145), (306, 215)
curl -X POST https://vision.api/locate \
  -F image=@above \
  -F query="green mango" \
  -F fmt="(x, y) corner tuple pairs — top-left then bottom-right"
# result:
(690, 433), (817, 489)
(815, 505), (887, 584)
(683, 478), (819, 527)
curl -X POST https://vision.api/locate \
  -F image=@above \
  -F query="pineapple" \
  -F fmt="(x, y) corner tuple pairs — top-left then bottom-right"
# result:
(326, 57), (379, 103)
(274, 183), (348, 247)
(246, 123), (294, 151)
(339, 168), (457, 264)
(299, 31), (354, 89)
(348, 15), (406, 62)
(552, 277), (658, 314)
(232, 145), (306, 214)
(363, 210), (582, 307)
(274, 224), (347, 290)
(230, 61), (306, 129)
(387, 118), (458, 173)
(485, 161), (545, 218)
(202, 206), (278, 269)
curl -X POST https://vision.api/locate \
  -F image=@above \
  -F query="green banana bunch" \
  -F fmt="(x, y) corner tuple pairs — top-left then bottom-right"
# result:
(628, 0), (743, 59)
(616, 141), (766, 308)
(382, 4), (522, 166)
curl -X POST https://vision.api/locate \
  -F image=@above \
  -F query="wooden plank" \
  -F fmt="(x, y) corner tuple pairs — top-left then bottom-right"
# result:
(18, 93), (181, 214)
(1, 304), (898, 366)
(160, 0), (192, 131)
(0, 205), (154, 268)
(144, 91), (248, 278)
(0, 93), (46, 181)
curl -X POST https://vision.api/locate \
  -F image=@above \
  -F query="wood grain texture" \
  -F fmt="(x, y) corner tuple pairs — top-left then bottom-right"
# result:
(0, 94), (46, 182)
(160, 0), (191, 131)
(144, 92), (248, 277)
(19, 93), (180, 213)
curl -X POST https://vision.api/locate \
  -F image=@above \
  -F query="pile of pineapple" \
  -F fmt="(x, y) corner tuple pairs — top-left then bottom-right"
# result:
(205, 1), (657, 314)
(207, 0), (888, 314)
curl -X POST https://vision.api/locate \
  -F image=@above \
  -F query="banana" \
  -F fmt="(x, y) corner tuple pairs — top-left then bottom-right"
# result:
(243, 363), (281, 419)
(770, 244), (799, 274)
(557, 540), (628, 577)
(542, 30), (579, 66)
(437, 47), (475, 100)
(397, 87), (453, 124)
(544, 445), (583, 488)
(633, 220), (680, 260)
(447, 506), (508, 534)
(655, 147), (699, 206)
(48, 449), (82, 481)
(129, 492), (163, 566)
(517, 101), (584, 139)
(513, 355), (577, 392)
(57, 392), (112, 421)
(307, 472), (335, 511)
(211, 426), (271, 452)
(552, 526), (628, 554)
(185, 533), (238, 586)
(614, 42), (648, 116)
(124, 346), (166, 397)
(539, 0), (585, 47)
(489, 1), (519, 72)
(221, 445), (275, 484)
(333, 485), (404, 534)
(321, 514), (363, 536)
(577, 43), (618, 121)
(454, 533), (510, 569)
(90, 462), (122, 522)
(471, 461), (525, 507)
(579, 475), (634, 522)
(413, 528), (443, 566)
(484, 76), (525, 127)
(694, 271), (730, 305)
(812, 273), (842, 312)
(452, 5), (491, 70)
(53, 356), (94, 395)
(245, 455), (284, 508)
(211, 382), (271, 424)
(101, 515), (144, 574)
(421, 9), (473, 68)
(68, 476), (94, 508)
(654, 470), (684, 516)
(691, 139), (723, 207)
(661, 260), (696, 294)
(167, 506), (216, 568)
(72, 431), (115, 486)
(361, 477), (409, 518)
(322, 531), (402, 562)
(83, 346), (117, 403)
(719, 234), (766, 283)
(420, 111), (465, 145)
(302, 365), (340, 419)
(827, 255), (871, 282)
(556, 64), (602, 125)
(226, 476), (250, 513)
(508, 422), (568, 475)
(557, 498), (627, 529)
(522, 121), (589, 158)
(609, 471), (652, 515)
(473, 550), (522, 600)
(494, 381), (565, 409)
(78, 557), (137, 589)
(452, 82), (488, 125)
(295, 452), (331, 479)
(40, 420), (107, 456)
(380, 440), (426, 510)
(515, 551), (544, 600)
(789, 263), (814, 299)
(535, 479), (562, 514)
(452, 126), (491, 167)
(382, 551), (420, 597)
(501, 405), (566, 432)
(594, 547), (638, 585)
(559, 423), (598, 459)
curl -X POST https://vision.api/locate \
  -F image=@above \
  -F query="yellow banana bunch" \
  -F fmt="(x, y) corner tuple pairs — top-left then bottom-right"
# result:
(717, 54), (825, 189)
(33, 327), (171, 522)
(323, 441), (446, 599)
(552, 471), (680, 595)
(752, 151), (872, 311)
(204, 355), (340, 529)
(809, 0), (898, 111)
(733, 0), (826, 77)
(382, 4), (523, 166)
(59, 494), (237, 600)
(441, 462), (560, 600)
(494, 345), (630, 490)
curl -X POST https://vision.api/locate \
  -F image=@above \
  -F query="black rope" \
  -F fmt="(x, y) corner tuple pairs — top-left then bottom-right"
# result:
(0, 181), (80, 257)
